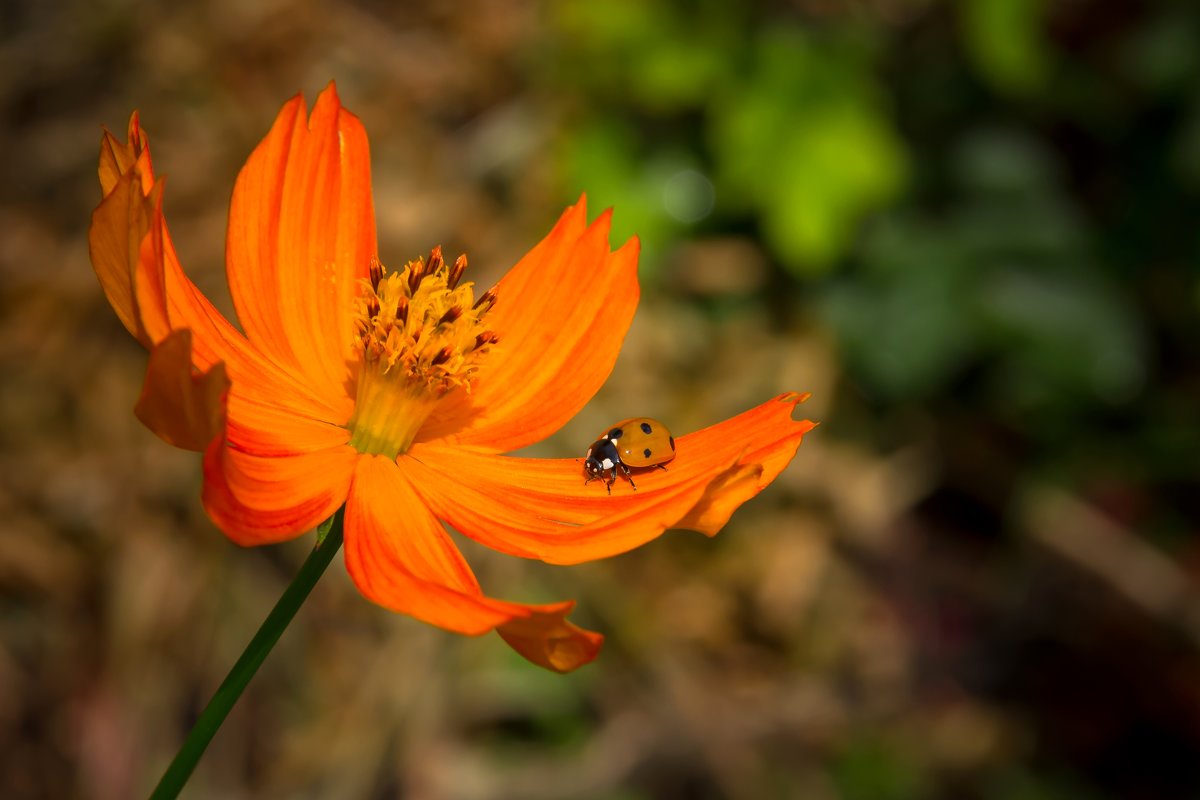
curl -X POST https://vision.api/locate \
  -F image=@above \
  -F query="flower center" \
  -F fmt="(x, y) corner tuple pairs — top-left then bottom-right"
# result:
(346, 247), (497, 458)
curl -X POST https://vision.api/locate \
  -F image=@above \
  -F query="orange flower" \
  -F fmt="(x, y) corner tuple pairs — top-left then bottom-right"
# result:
(88, 83), (816, 672)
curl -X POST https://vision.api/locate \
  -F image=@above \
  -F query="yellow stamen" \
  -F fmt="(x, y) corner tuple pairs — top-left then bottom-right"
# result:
(346, 248), (498, 458)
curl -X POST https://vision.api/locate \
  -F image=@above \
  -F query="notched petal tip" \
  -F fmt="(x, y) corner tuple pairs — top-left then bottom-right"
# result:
(315, 79), (341, 106)
(135, 329), (229, 451)
(673, 391), (817, 536)
(497, 602), (605, 673)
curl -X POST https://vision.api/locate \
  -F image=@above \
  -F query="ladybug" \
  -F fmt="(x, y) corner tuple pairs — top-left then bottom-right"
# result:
(583, 417), (676, 494)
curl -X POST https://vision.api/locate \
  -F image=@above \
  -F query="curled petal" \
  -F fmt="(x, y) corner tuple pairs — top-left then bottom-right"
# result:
(136, 329), (229, 451)
(406, 393), (816, 565)
(496, 607), (604, 674)
(89, 162), (169, 347)
(226, 82), (377, 412)
(672, 462), (765, 536)
(419, 197), (640, 452)
(202, 439), (356, 546)
(344, 456), (603, 671)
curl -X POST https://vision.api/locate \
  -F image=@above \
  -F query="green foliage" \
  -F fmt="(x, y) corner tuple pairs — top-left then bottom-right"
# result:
(710, 28), (908, 273)
(822, 129), (1146, 420)
(545, 2), (907, 275)
(551, 0), (738, 112)
(960, 0), (1051, 94)
(829, 735), (928, 800)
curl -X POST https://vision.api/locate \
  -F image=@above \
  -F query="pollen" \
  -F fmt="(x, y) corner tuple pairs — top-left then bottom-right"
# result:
(346, 247), (498, 458)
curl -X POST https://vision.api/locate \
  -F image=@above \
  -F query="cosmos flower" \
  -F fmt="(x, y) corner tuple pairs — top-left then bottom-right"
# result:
(88, 83), (816, 672)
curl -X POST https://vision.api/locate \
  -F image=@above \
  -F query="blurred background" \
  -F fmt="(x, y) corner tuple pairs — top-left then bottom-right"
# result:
(3, 0), (1200, 797)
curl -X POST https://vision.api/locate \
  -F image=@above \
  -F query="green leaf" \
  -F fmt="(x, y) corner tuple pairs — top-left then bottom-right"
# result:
(710, 28), (907, 273)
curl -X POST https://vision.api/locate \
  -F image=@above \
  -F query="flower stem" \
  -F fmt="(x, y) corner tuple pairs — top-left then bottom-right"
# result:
(149, 508), (345, 799)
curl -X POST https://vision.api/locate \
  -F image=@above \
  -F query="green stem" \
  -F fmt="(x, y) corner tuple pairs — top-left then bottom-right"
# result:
(149, 508), (345, 799)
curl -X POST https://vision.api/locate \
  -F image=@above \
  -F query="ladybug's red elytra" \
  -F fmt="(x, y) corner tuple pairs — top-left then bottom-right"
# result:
(583, 417), (676, 494)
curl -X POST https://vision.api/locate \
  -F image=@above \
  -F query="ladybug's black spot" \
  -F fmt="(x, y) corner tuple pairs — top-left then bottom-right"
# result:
(639, 421), (653, 434)
(608, 427), (624, 439)
(642, 447), (652, 458)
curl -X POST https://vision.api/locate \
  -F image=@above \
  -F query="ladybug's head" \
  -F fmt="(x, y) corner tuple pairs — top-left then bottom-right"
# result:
(583, 455), (603, 479)
(583, 438), (618, 480)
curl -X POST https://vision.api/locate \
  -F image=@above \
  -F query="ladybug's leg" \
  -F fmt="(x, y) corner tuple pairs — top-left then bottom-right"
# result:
(604, 469), (614, 495)
(620, 463), (637, 491)
(655, 464), (668, 472)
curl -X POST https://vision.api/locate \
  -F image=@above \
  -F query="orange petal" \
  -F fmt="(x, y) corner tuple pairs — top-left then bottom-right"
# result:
(162, 211), (350, 423)
(135, 329), (229, 451)
(344, 456), (604, 671)
(226, 82), (377, 409)
(419, 197), (640, 452)
(224, 390), (351, 457)
(91, 113), (345, 426)
(496, 607), (604, 674)
(406, 393), (816, 564)
(202, 438), (356, 546)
